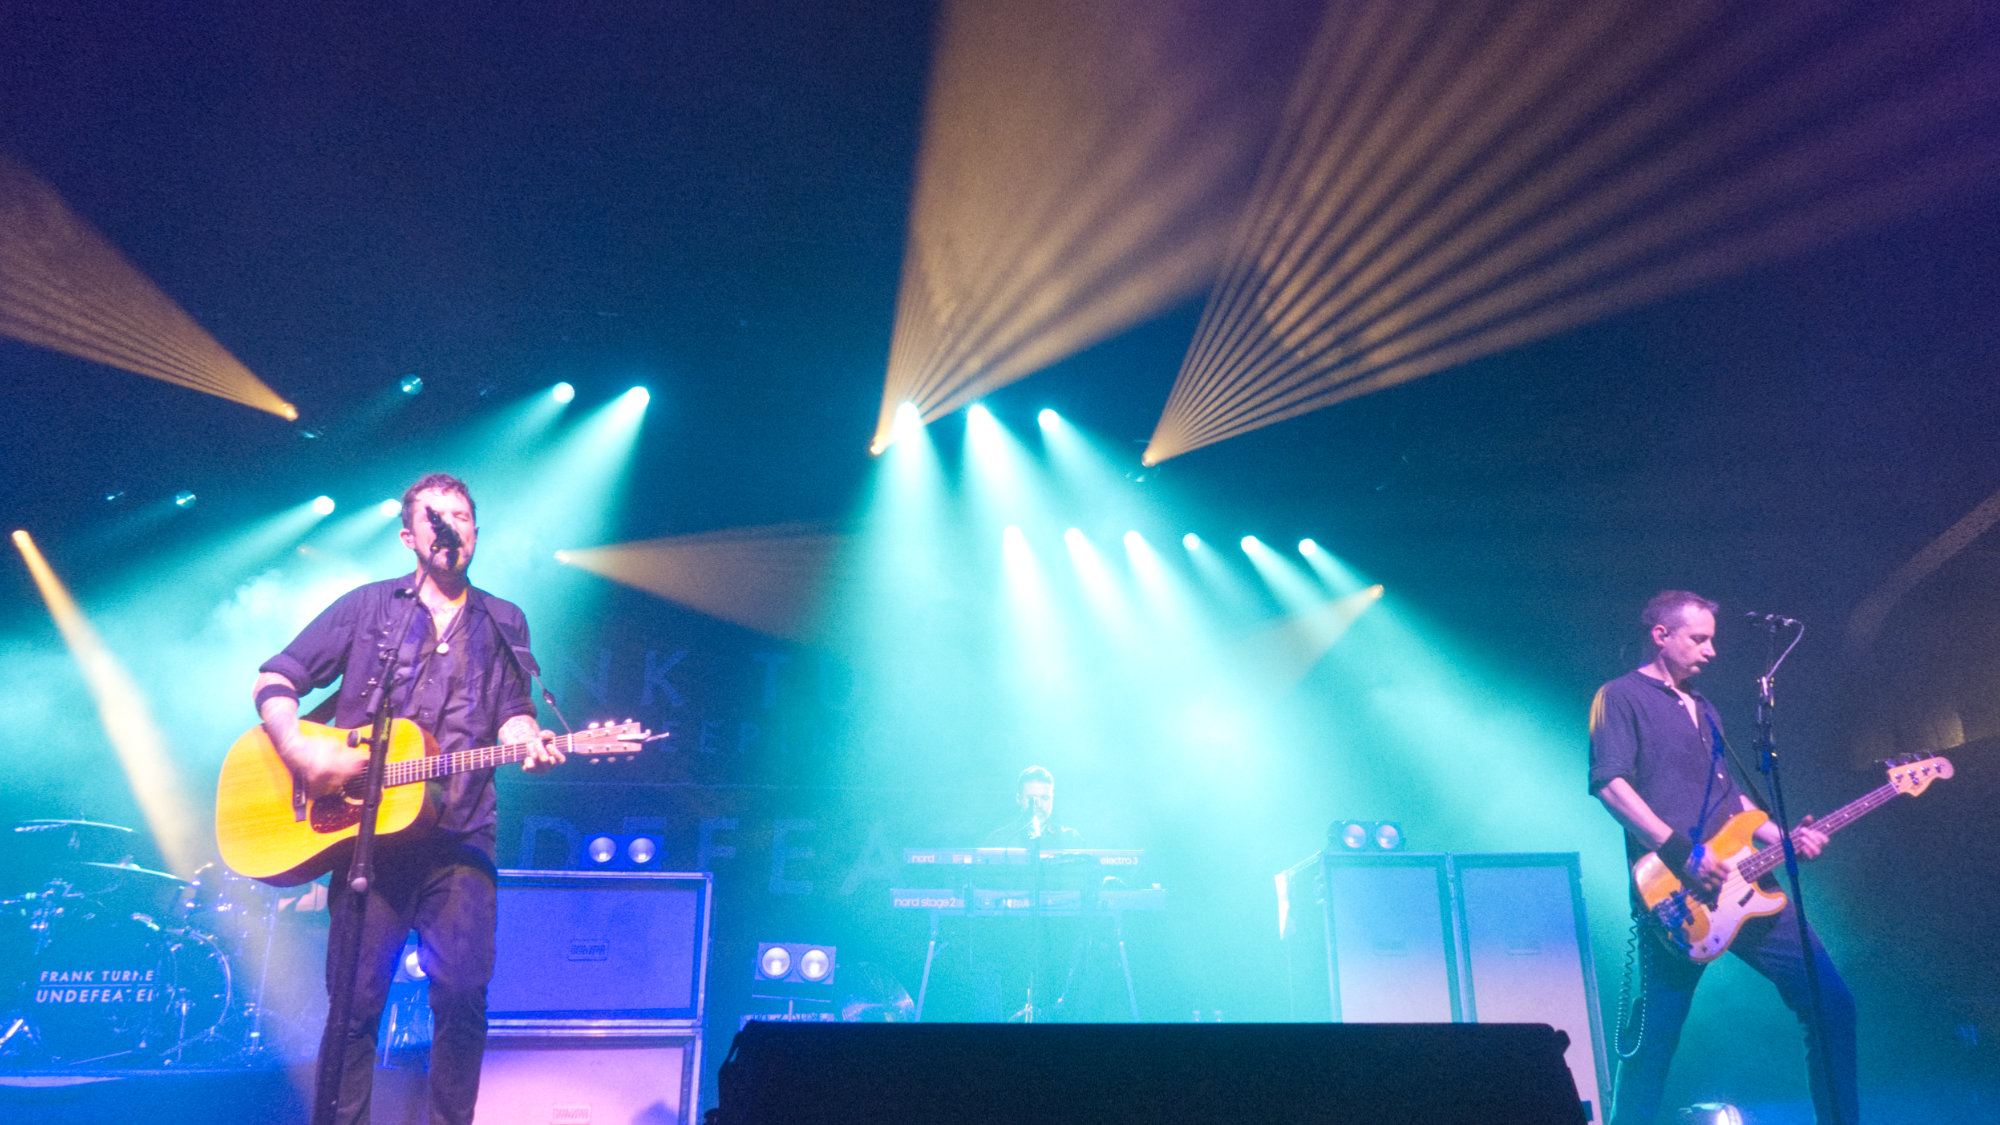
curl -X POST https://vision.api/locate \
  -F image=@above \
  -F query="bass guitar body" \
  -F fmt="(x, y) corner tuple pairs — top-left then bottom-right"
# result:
(1632, 809), (1785, 963)
(214, 718), (438, 886)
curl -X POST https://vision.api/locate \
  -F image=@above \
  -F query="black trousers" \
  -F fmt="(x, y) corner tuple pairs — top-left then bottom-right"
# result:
(319, 840), (497, 1125)
(1612, 904), (1858, 1125)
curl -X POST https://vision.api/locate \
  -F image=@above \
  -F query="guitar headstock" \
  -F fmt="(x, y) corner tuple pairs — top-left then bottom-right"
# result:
(1885, 754), (1953, 797)
(573, 719), (658, 763)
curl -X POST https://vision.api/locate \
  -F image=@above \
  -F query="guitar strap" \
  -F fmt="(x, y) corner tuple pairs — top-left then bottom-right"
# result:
(1705, 711), (1771, 814)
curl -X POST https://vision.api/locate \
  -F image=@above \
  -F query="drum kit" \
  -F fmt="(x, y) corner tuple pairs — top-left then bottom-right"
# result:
(1, 819), (285, 1070)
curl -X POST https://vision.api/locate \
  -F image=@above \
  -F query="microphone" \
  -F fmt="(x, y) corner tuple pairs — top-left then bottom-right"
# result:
(426, 507), (462, 550)
(1743, 610), (1800, 627)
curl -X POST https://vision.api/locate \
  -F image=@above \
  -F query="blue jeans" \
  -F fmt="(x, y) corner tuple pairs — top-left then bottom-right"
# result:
(319, 840), (497, 1125)
(1612, 904), (1858, 1125)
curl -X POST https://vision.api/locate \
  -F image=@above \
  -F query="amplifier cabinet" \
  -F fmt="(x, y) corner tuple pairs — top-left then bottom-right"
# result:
(489, 870), (712, 1028)
(472, 1027), (702, 1125)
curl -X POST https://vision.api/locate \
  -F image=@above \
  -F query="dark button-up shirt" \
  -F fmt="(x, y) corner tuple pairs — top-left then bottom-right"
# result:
(260, 576), (535, 858)
(1588, 669), (1748, 864)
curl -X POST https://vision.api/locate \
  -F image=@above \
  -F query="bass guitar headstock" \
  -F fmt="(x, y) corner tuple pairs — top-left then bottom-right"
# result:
(1885, 754), (1953, 797)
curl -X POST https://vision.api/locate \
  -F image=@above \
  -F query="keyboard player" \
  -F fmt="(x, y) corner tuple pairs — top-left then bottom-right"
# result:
(982, 765), (1082, 848)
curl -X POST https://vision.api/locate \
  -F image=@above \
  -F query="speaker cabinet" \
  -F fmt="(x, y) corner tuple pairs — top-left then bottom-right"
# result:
(711, 1021), (1584, 1125)
(472, 1029), (701, 1125)
(1279, 851), (1608, 1121)
(489, 870), (712, 1027)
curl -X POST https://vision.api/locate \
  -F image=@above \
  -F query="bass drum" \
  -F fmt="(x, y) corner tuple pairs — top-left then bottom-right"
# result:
(27, 911), (231, 1065)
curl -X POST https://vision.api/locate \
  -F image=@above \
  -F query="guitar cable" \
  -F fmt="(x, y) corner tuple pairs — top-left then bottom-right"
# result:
(1613, 907), (1648, 1061)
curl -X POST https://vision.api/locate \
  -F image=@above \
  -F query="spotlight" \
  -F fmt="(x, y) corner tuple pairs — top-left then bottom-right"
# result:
(378, 499), (403, 519)
(1240, 535), (1260, 553)
(399, 943), (428, 983)
(552, 382), (575, 404)
(1299, 538), (1319, 555)
(753, 942), (838, 1002)
(1676, 1105), (1744, 1125)
(1330, 820), (1405, 852)
(1123, 531), (1143, 549)
(582, 833), (662, 869)
(174, 490), (197, 508)
(1183, 533), (1201, 550)
(1064, 528), (1085, 547)
(312, 496), (336, 516)
(399, 374), (423, 395)
(103, 490), (125, 503)
(300, 428), (322, 440)
(1037, 408), (1059, 428)
(553, 549), (570, 564)
(625, 386), (650, 406)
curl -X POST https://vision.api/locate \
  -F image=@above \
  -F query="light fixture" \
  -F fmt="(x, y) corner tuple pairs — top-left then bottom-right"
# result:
(1330, 820), (1405, 852)
(552, 382), (575, 404)
(173, 490), (197, 508)
(753, 942), (839, 1003)
(400, 374), (423, 395)
(583, 833), (662, 869)
(312, 496), (336, 516)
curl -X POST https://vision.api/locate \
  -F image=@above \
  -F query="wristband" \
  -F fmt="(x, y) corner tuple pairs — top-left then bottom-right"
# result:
(255, 681), (301, 712)
(1656, 832), (1695, 875)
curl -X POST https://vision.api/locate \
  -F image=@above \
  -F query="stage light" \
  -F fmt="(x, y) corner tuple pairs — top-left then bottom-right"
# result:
(1678, 1105), (1745, 1125)
(311, 496), (335, 516)
(553, 549), (570, 564)
(552, 382), (575, 404)
(753, 942), (839, 1002)
(1183, 533), (1201, 551)
(1123, 531), (1142, 549)
(378, 499), (402, 519)
(586, 835), (616, 865)
(103, 490), (125, 503)
(625, 386), (650, 406)
(1299, 538), (1318, 555)
(174, 490), (196, 508)
(400, 374), (423, 395)
(627, 836), (658, 865)
(399, 944), (428, 983)
(1038, 408), (1059, 428)
(759, 945), (792, 979)
(582, 832), (661, 869)
(1330, 820), (1404, 852)
(1240, 535), (1259, 553)
(1064, 527), (1084, 548)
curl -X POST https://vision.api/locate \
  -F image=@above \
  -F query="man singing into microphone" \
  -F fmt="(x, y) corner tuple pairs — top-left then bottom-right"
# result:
(251, 472), (562, 1125)
(1589, 591), (1856, 1124)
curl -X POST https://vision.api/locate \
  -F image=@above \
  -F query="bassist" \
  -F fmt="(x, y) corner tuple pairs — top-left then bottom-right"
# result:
(1588, 590), (1856, 1125)
(251, 472), (562, 1125)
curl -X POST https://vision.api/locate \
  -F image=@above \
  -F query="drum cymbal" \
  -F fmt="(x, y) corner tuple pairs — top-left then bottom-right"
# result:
(67, 860), (186, 887)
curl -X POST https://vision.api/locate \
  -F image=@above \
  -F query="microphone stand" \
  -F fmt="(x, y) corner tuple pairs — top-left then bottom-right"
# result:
(313, 582), (427, 1125)
(1751, 618), (1843, 1125)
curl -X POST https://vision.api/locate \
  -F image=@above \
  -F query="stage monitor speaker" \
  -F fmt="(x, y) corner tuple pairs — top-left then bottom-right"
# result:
(473, 1029), (701, 1125)
(710, 1021), (1585, 1125)
(1284, 852), (1460, 1022)
(489, 869), (711, 1026)
(1452, 853), (1609, 1122)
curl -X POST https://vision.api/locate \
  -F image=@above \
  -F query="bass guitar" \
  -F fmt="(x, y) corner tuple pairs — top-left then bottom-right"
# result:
(1633, 754), (1951, 962)
(215, 718), (651, 885)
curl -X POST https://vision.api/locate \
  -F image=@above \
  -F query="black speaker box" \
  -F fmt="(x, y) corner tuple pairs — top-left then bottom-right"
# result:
(711, 1021), (1586, 1125)
(489, 869), (711, 1026)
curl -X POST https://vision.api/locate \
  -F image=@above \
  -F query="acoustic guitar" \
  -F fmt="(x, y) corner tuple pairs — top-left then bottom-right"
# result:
(215, 717), (649, 885)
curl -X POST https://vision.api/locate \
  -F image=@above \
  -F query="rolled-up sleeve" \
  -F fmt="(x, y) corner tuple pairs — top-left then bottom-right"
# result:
(1588, 681), (1640, 794)
(259, 588), (363, 694)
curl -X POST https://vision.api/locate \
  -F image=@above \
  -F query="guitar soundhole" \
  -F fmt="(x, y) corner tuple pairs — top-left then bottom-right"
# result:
(310, 795), (364, 834)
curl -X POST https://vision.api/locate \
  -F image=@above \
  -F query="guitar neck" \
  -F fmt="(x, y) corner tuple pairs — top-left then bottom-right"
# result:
(381, 731), (581, 788)
(1738, 781), (1899, 882)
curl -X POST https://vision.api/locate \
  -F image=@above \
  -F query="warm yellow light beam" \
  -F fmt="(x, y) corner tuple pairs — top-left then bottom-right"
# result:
(559, 523), (846, 643)
(872, 0), (1295, 450)
(1237, 584), (1386, 689)
(11, 529), (201, 872)
(1146, 0), (2000, 463)
(0, 154), (295, 419)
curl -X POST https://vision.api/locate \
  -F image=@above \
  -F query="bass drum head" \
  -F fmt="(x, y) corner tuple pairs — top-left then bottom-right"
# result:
(28, 912), (231, 1065)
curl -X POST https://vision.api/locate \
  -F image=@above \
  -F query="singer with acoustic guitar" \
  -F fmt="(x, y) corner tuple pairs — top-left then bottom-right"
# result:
(1588, 590), (1857, 1125)
(248, 472), (562, 1125)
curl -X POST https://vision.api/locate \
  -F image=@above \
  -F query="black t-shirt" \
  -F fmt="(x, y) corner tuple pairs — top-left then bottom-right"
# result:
(260, 576), (535, 858)
(1588, 669), (1749, 864)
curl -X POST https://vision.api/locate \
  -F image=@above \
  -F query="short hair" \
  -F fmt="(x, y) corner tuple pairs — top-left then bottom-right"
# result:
(1642, 590), (1718, 635)
(400, 472), (475, 531)
(1017, 765), (1053, 791)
